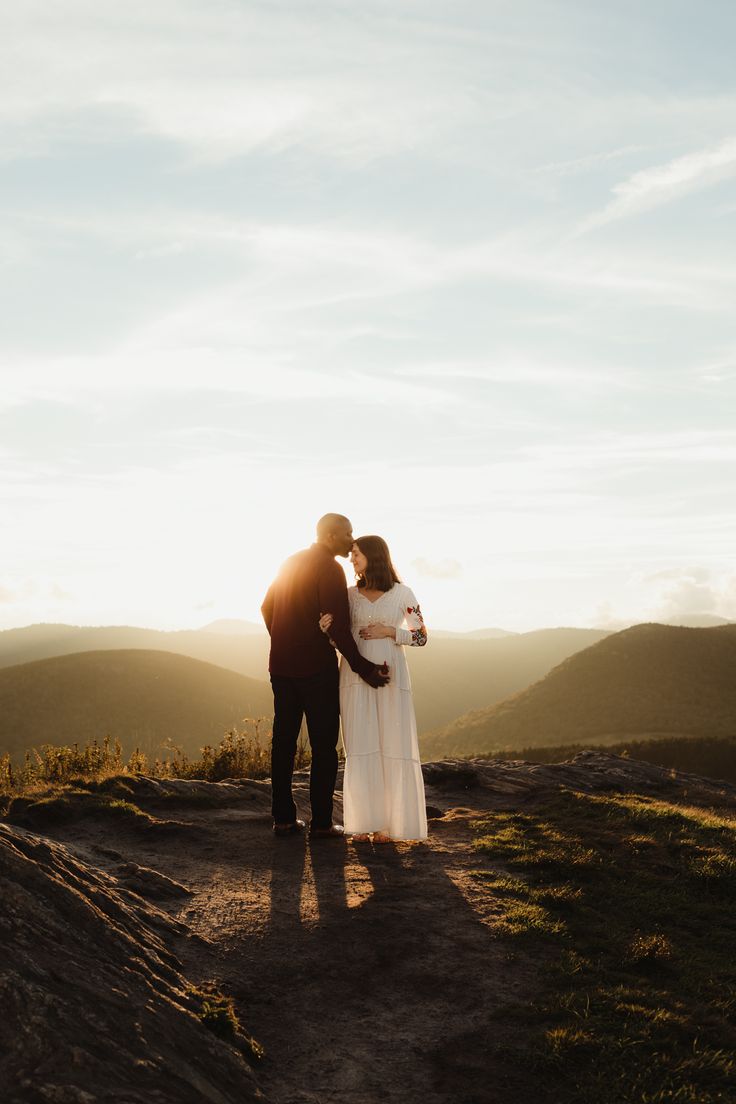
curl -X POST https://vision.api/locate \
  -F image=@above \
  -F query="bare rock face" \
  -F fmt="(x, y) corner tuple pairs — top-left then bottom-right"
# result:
(421, 750), (736, 807)
(93, 774), (272, 810)
(0, 823), (264, 1104)
(115, 862), (192, 900)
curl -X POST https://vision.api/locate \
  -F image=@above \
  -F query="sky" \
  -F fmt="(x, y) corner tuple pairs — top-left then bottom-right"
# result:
(2, 0), (736, 634)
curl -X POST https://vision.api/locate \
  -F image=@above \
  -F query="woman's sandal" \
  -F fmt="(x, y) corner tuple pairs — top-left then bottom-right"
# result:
(351, 833), (371, 842)
(372, 832), (391, 845)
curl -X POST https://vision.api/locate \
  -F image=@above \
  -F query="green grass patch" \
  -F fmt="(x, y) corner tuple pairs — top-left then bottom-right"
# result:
(3, 787), (155, 827)
(473, 790), (736, 1103)
(187, 982), (264, 1062)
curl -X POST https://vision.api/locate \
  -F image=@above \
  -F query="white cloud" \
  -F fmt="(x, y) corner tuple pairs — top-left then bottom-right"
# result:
(520, 430), (736, 471)
(397, 357), (645, 392)
(589, 602), (631, 632)
(411, 557), (463, 580)
(0, 1), (484, 164)
(0, 349), (452, 408)
(693, 350), (736, 383)
(660, 578), (719, 617)
(534, 145), (646, 178)
(580, 137), (736, 231)
(50, 583), (74, 601)
(11, 202), (736, 337)
(642, 566), (736, 622)
(645, 566), (712, 585)
(2, 4), (736, 635)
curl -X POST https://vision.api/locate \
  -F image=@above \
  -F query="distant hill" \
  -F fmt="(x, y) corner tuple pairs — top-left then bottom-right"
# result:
(0, 650), (273, 762)
(199, 619), (266, 635)
(431, 627), (517, 639)
(0, 623), (270, 683)
(662, 614), (734, 628)
(0, 623), (609, 735)
(421, 623), (736, 759)
(406, 627), (609, 731)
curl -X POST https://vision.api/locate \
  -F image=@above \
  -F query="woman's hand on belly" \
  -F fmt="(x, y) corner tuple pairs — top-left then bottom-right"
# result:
(359, 622), (396, 640)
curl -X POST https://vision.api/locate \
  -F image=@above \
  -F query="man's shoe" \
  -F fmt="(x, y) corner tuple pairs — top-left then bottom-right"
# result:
(273, 819), (306, 837)
(309, 823), (345, 839)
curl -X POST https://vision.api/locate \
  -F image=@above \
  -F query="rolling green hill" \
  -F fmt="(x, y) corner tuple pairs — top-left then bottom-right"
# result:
(407, 627), (610, 730)
(421, 623), (736, 759)
(0, 623), (271, 680)
(0, 623), (609, 735)
(0, 650), (273, 762)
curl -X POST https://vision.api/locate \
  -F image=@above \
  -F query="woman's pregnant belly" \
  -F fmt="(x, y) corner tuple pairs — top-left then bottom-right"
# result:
(352, 631), (393, 665)
(339, 631), (410, 690)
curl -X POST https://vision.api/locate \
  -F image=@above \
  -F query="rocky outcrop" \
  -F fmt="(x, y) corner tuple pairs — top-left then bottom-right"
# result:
(115, 861), (192, 900)
(93, 773), (273, 809)
(2, 751), (733, 1104)
(0, 823), (264, 1104)
(422, 750), (736, 806)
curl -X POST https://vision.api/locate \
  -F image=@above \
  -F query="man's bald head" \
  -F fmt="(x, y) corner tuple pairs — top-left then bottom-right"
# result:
(316, 513), (354, 557)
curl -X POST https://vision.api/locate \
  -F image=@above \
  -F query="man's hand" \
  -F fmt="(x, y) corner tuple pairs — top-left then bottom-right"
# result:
(363, 662), (390, 689)
(318, 612), (337, 648)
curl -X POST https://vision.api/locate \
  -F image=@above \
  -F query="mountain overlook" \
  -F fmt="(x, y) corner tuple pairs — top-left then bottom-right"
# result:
(422, 623), (736, 759)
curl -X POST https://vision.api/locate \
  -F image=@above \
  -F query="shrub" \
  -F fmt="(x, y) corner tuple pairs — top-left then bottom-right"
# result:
(0, 720), (312, 793)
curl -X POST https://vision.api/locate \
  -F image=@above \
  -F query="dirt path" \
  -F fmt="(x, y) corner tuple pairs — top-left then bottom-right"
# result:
(54, 770), (539, 1104)
(178, 819), (532, 1104)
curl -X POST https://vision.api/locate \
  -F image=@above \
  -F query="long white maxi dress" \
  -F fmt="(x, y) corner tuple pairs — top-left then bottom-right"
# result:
(339, 583), (428, 841)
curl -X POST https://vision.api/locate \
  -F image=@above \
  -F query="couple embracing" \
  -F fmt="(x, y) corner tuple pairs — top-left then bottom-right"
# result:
(261, 513), (428, 843)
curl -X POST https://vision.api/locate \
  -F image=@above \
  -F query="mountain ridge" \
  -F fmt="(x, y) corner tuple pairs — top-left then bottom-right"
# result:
(0, 649), (273, 762)
(0, 622), (611, 735)
(421, 622), (736, 759)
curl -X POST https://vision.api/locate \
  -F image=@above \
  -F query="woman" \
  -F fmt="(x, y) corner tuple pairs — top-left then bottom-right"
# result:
(320, 535), (428, 843)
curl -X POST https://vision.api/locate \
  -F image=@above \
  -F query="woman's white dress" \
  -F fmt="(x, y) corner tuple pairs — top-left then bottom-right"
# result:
(339, 583), (428, 841)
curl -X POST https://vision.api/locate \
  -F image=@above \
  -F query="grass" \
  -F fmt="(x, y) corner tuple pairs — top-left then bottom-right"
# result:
(186, 982), (264, 1062)
(473, 790), (736, 1103)
(0, 722), (312, 794)
(2, 788), (156, 827)
(0, 723), (314, 824)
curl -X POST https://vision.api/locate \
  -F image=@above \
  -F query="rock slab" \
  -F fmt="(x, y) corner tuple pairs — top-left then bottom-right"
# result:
(0, 823), (264, 1104)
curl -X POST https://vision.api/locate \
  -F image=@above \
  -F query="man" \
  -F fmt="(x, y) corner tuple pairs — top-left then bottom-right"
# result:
(261, 513), (390, 838)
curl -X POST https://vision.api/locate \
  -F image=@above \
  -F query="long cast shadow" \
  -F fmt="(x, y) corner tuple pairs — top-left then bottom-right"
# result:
(267, 832), (309, 936)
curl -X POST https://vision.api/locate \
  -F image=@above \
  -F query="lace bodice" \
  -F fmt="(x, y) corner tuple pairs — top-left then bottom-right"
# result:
(348, 584), (427, 646)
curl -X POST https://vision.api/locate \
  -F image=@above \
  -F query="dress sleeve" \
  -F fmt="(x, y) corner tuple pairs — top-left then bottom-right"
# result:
(395, 587), (427, 647)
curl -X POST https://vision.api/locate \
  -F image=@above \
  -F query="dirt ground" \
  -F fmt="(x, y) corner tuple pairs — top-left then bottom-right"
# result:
(11, 752), (736, 1104)
(44, 768), (539, 1104)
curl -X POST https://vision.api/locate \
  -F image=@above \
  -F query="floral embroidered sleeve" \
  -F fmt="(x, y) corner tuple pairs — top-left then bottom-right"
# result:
(395, 589), (428, 647)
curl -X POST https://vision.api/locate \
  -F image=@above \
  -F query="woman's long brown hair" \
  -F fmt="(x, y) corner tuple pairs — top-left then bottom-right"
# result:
(354, 535), (401, 592)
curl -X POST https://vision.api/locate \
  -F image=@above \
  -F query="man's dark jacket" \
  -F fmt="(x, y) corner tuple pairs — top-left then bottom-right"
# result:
(261, 543), (378, 682)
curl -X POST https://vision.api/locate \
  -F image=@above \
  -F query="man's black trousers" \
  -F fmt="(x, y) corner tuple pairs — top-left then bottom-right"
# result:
(270, 666), (340, 829)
